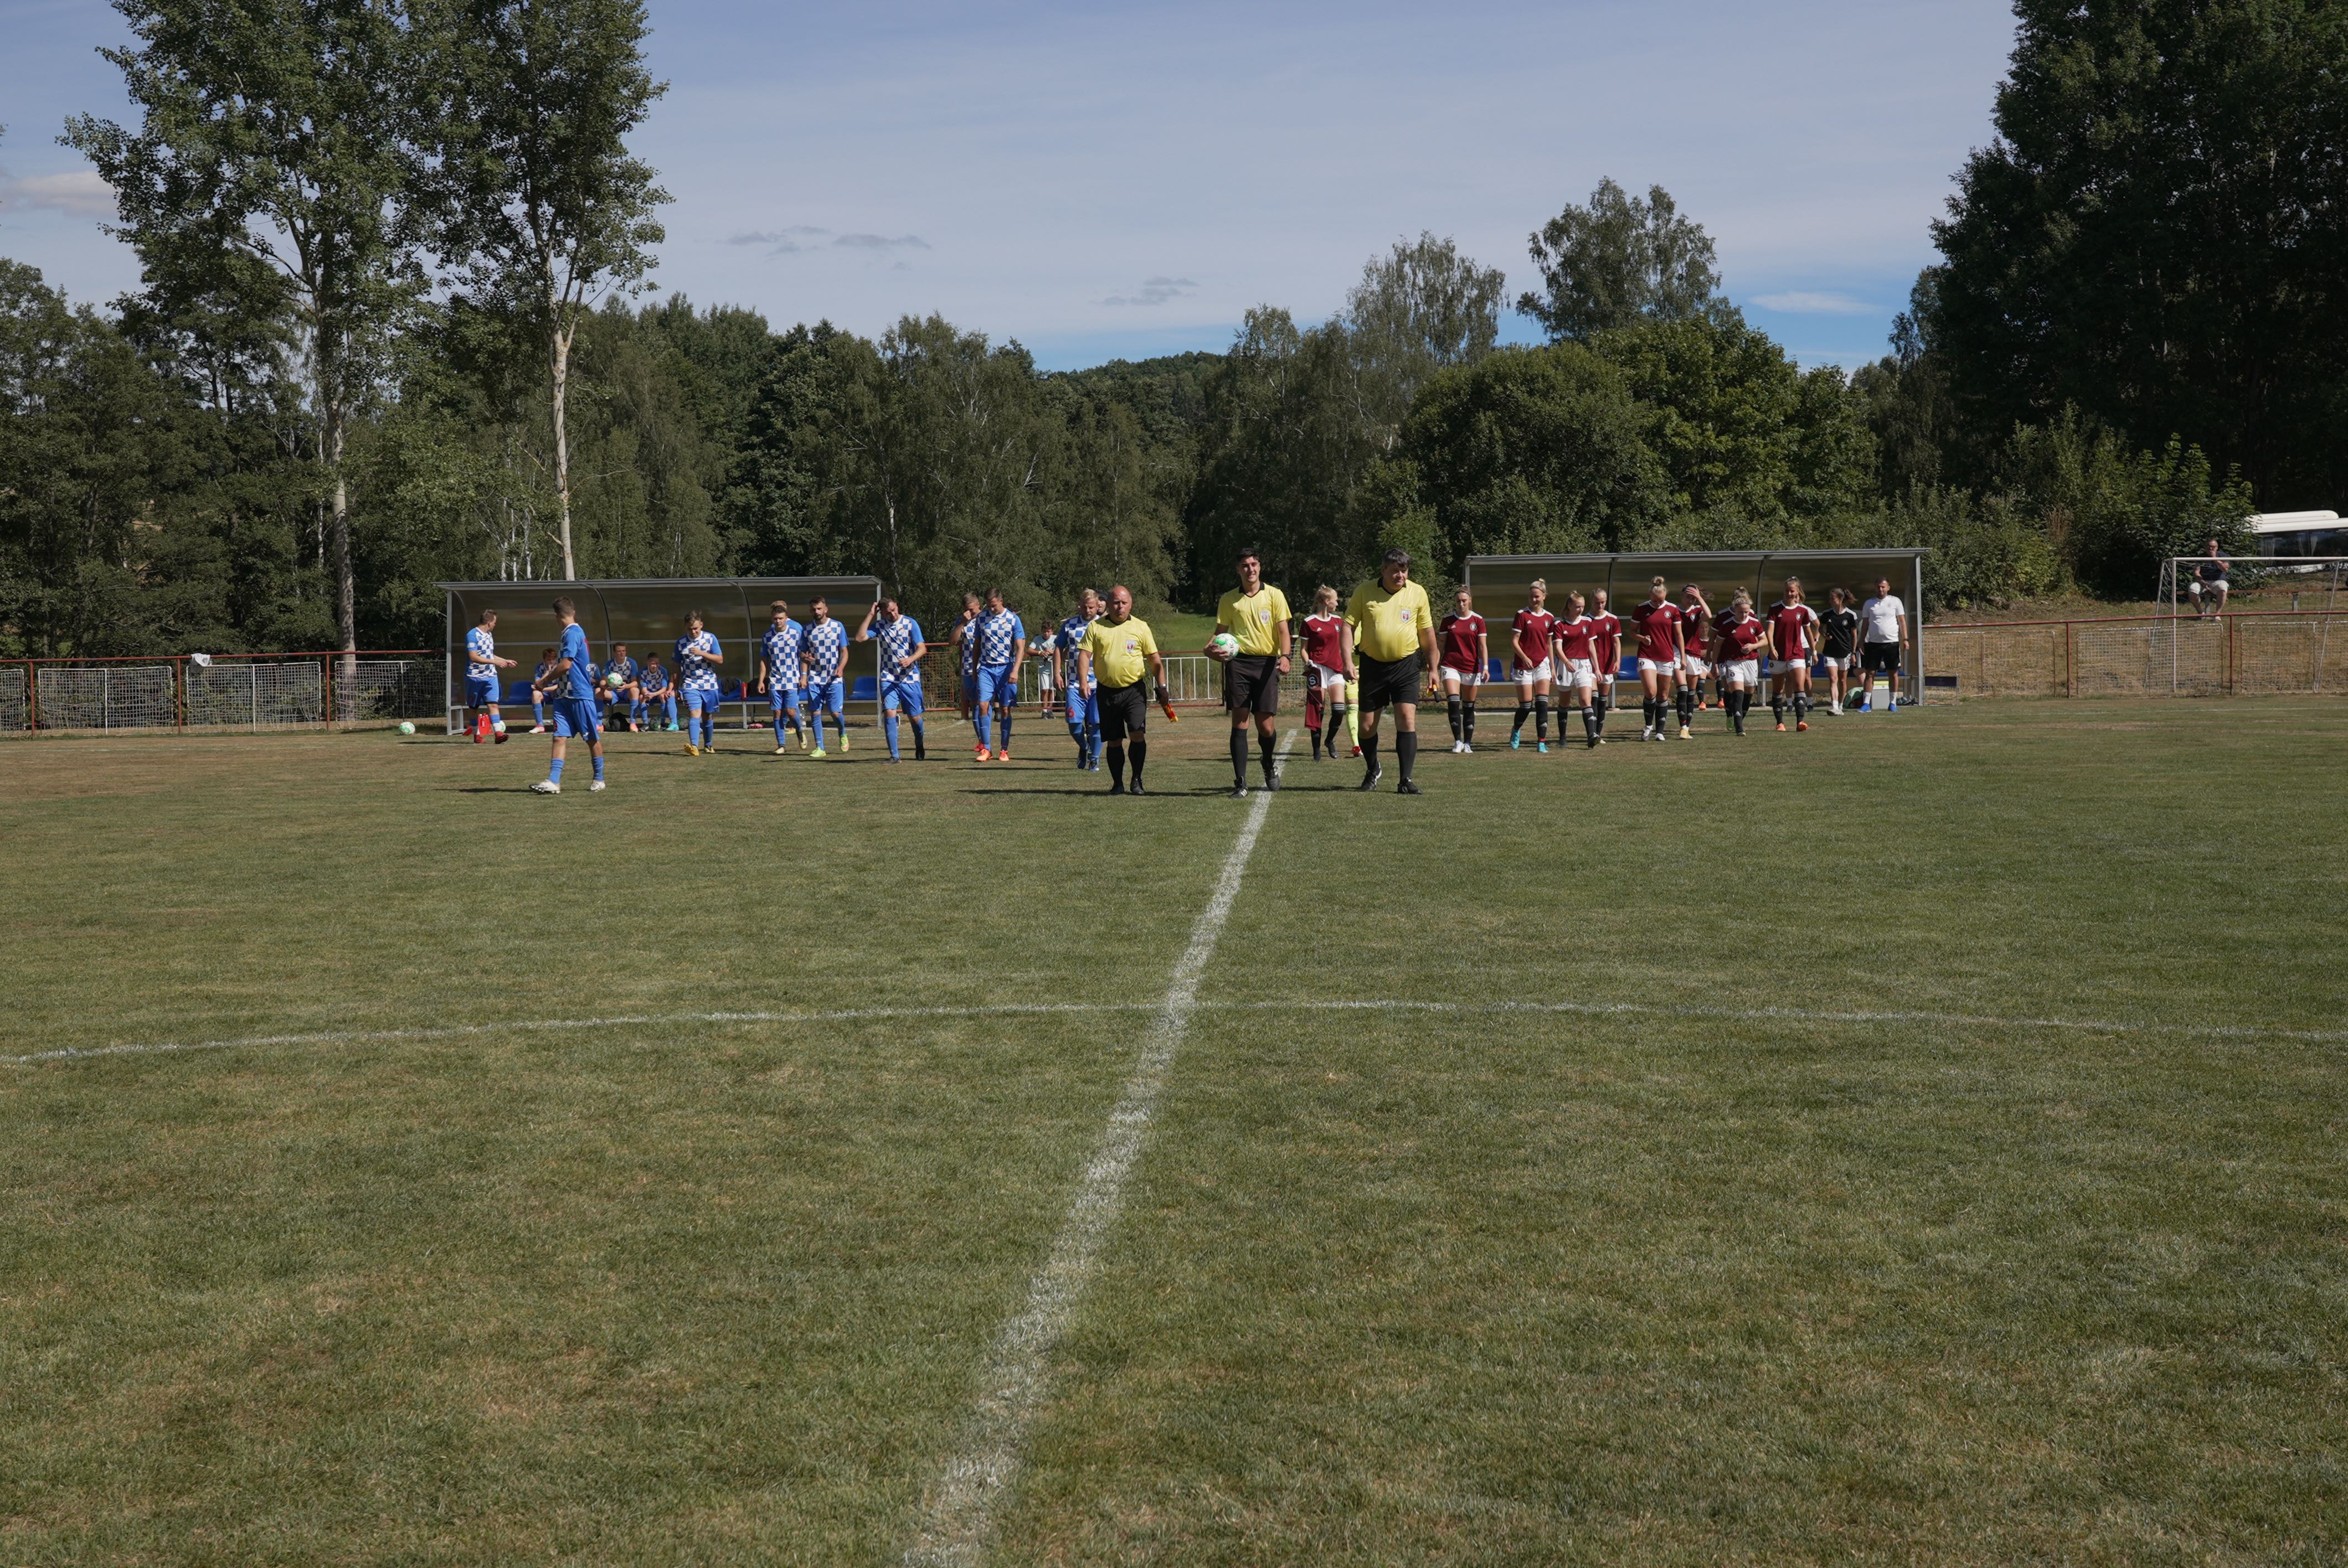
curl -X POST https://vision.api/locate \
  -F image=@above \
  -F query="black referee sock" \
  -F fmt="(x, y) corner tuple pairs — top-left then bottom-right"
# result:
(1128, 736), (1147, 785)
(1533, 697), (1548, 740)
(1105, 740), (1125, 788)
(1361, 730), (1380, 779)
(1512, 701), (1530, 737)
(1258, 731), (1276, 782)
(1397, 730), (1418, 785)
(1229, 727), (1250, 788)
(1446, 695), (1463, 741)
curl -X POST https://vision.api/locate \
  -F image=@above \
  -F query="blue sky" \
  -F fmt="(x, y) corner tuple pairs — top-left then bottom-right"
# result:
(0, 0), (2017, 371)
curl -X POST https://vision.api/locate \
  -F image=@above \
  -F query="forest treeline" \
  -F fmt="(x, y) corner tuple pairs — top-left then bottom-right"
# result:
(6, 0), (2340, 658)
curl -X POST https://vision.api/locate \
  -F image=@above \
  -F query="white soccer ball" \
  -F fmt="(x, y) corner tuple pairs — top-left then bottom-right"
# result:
(397, 720), (415, 735)
(1211, 632), (1240, 658)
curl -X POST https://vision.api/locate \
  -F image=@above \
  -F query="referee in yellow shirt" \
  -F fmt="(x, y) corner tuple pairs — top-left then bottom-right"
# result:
(1345, 546), (1439, 794)
(1206, 544), (1292, 798)
(1076, 585), (1171, 795)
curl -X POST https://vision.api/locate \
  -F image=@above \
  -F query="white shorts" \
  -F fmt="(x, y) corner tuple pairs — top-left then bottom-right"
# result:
(1638, 657), (1676, 675)
(1724, 658), (1759, 687)
(1313, 663), (1348, 693)
(1439, 665), (1480, 689)
(1680, 655), (1709, 678)
(2191, 579), (2227, 594)
(1513, 658), (1553, 685)
(1561, 658), (1596, 690)
(1773, 658), (1810, 679)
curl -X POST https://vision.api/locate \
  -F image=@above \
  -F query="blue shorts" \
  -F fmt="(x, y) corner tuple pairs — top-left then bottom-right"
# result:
(807, 678), (845, 713)
(683, 687), (721, 714)
(882, 675), (924, 715)
(1063, 685), (1099, 724)
(768, 684), (801, 714)
(975, 665), (1017, 708)
(552, 697), (601, 740)
(466, 676), (497, 706)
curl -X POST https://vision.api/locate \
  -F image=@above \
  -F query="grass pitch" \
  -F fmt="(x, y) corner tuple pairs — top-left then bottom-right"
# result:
(3, 698), (2344, 1564)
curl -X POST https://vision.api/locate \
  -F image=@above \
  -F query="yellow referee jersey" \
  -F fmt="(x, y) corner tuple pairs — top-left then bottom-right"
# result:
(1346, 579), (1434, 662)
(1214, 585), (1291, 656)
(1081, 615), (1157, 687)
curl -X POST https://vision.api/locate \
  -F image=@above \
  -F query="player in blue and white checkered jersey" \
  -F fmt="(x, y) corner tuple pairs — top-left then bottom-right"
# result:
(801, 597), (852, 756)
(462, 610), (516, 742)
(674, 611), (724, 755)
(969, 589), (1027, 760)
(755, 600), (808, 754)
(599, 643), (639, 730)
(857, 597), (927, 762)
(1053, 591), (1103, 770)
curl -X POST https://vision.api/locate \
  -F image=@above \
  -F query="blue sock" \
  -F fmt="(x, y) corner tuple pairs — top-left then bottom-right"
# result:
(884, 711), (900, 759)
(975, 709), (991, 749)
(548, 756), (564, 783)
(1000, 709), (1013, 750)
(774, 712), (787, 746)
(592, 754), (604, 781)
(813, 709), (828, 749)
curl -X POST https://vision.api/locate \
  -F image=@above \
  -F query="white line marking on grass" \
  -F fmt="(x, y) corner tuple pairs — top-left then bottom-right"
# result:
(902, 731), (1297, 1568)
(11, 994), (2346, 1070)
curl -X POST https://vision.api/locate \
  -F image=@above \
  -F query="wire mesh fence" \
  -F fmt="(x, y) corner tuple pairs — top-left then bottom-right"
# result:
(0, 652), (442, 736)
(1924, 611), (2348, 699)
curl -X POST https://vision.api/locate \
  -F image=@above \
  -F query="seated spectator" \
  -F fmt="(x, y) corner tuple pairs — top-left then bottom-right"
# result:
(2188, 539), (2231, 616)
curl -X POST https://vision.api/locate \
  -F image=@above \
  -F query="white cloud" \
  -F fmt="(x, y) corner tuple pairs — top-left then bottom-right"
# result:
(0, 167), (115, 219)
(1102, 275), (1198, 307)
(1752, 290), (1878, 315)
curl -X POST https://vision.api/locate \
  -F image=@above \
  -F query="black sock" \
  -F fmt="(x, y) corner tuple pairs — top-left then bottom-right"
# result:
(1795, 693), (1810, 721)
(1446, 695), (1462, 741)
(911, 719), (926, 756)
(1308, 723), (1322, 756)
(1461, 703), (1475, 743)
(1259, 731), (1275, 781)
(1362, 730), (1381, 776)
(1129, 736), (1147, 783)
(1533, 698), (1548, 740)
(1106, 740), (1125, 787)
(1229, 727), (1249, 788)
(1397, 730), (1418, 784)
(1772, 694), (1784, 723)
(1677, 690), (1693, 727)
(1513, 701), (1530, 737)
(1583, 704), (1597, 738)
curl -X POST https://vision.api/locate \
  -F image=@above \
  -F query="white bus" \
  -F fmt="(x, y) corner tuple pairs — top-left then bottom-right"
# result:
(2249, 510), (2345, 558)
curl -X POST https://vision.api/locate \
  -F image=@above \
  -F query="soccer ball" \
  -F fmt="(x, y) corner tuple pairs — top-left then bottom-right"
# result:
(606, 670), (625, 689)
(397, 721), (415, 735)
(1210, 632), (1240, 658)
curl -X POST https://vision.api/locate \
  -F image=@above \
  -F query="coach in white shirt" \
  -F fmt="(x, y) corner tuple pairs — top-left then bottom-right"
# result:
(1858, 577), (1909, 704)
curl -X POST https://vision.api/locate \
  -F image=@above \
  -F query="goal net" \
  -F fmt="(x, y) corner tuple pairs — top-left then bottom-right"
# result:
(34, 664), (177, 731)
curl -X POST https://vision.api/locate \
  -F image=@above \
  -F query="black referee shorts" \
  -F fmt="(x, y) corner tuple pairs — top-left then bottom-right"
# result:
(1356, 653), (1424, 714)
(1222, 653), (1281, 715)
(1098, 680), (1149, 741)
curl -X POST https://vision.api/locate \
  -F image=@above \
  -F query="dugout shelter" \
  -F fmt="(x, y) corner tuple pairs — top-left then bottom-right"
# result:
(1464, 549), (1928, 690)
(437, 576), (884, 732)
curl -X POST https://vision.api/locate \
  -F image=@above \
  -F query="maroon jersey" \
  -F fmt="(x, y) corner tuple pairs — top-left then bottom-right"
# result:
(1510, 607), (1559, 669)
(1768, 601), (1819, 659)
(1717, 613), (1765, 661)
(1554, 613), (1599, 663)
(1681, 604), (1709, 653)
(1631, 600), (1685, 661)
(1301, 612), (1347, 672)
(1588, 611), (1622, 672)
(1437, 611), (1486, 672)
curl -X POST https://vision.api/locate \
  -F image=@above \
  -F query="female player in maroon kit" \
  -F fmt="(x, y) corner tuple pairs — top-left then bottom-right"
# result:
(1586, 589), (1622, 740)
(1709, 589), (1767, 735)
(1765, 576), (1820, 731)
(1507, 579), (1559, 751)
(1553, 591), (1606, 747)
(1299, 585), (1353, 760)
(1435, 588), (1489, 753)
(1629, 576), (1687, 740)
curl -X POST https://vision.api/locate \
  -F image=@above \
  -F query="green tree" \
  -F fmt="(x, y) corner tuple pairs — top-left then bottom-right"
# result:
(1587, 314), (1875, 530)
(1929, 0), (2348, 507)
(410, 0), (669, 577)
(1345, 231), (1507, 447)
(68, 0), (423, 666)
(1519, 178), (1723, 342)
(1378, 343), (1668, 578)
